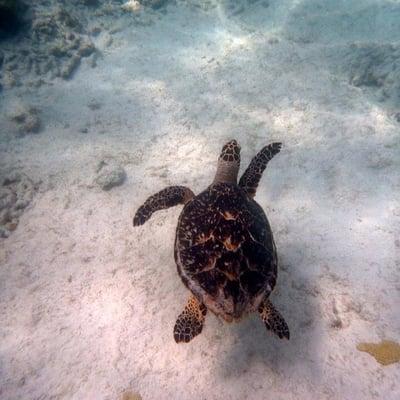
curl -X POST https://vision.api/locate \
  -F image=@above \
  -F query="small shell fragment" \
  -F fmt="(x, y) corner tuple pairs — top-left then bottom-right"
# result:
(122, 390), (142, 400)
(357, 340), (400, 366)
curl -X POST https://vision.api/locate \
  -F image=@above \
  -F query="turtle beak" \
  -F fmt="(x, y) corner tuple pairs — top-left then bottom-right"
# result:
(231, 139), (240, 150)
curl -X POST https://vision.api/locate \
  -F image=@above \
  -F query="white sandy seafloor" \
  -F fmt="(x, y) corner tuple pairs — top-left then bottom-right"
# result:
(1, 0), (400, 399)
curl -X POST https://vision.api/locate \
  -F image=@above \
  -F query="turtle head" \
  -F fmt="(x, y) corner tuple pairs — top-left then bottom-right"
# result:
(214, 139), (241, 184)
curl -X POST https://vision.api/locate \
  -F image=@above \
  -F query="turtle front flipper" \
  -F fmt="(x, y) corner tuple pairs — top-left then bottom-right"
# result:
(174, 295), (207, 343)
(239, 142), (282, 197)
(133, 186), (194, 226)
(258, 298), (290, 340)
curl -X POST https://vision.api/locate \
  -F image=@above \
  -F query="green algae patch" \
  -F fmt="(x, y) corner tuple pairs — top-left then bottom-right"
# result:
(357, 340), (400, 366)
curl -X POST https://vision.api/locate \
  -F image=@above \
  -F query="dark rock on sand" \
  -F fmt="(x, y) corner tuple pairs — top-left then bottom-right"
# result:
(95, 159), (127, 191)
(0, 0), (27, 38)
(0, 171), (37, 238)
(9, 104), (41, 136)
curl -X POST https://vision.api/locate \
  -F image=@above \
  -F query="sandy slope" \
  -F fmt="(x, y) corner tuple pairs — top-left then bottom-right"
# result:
(1, 1), (399, 399)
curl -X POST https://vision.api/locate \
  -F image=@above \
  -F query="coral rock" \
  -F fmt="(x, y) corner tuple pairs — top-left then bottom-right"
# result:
(9, 104), (41, 136)
(95, 160), (127, 191)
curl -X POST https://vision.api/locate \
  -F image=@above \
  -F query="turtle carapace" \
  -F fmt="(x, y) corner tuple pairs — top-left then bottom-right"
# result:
(133, 140), (289, 343)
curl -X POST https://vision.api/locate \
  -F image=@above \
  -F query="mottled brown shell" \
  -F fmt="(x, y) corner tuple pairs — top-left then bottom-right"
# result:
(174, 182), (277, 321)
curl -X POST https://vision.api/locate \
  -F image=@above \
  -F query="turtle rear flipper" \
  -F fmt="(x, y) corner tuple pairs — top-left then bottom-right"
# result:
(133, 186), (194, 226)
(174, 296), (207, 343)
(239, 142), (282, 197)
(258, 298), (289, 340)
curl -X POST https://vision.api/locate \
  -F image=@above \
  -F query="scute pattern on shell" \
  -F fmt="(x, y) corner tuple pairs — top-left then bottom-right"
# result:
(175, 182), (277, 320)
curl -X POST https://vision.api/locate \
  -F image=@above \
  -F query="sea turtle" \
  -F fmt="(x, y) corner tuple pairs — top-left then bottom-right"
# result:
(133, 140), (289, 343)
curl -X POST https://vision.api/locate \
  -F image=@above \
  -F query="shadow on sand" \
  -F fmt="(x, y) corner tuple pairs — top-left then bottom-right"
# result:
(216, 241), (321, 378)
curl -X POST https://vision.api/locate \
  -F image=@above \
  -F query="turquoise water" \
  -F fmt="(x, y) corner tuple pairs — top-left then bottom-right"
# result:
(0, 1), (399, 399)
